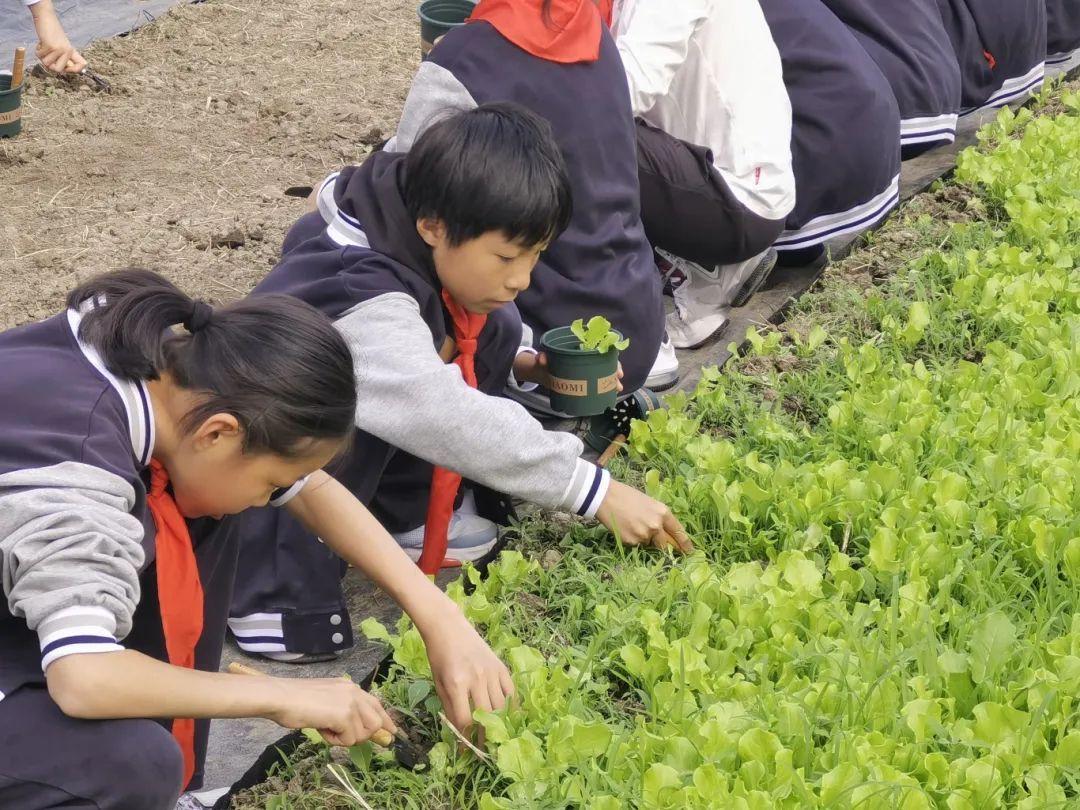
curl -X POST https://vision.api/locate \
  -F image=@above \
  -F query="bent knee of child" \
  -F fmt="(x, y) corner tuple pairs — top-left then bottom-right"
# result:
(103, 718), (185, 808)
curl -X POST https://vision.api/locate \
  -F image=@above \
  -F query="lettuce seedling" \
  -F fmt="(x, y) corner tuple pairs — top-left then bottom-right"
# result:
(570, 316), (630, 353)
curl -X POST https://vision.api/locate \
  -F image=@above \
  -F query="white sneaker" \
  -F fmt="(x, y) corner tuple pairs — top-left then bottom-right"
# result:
(730, 248), (778, 308)
(667, 261), (731, 349)
(645, 335), (680, 390)
(393, 510), (499, 565)
(665, 249), (777, 349)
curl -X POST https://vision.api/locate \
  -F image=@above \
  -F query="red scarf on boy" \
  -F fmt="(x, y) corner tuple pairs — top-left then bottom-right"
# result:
(469, 0), (607, 63)
(416, 292), (488, 575)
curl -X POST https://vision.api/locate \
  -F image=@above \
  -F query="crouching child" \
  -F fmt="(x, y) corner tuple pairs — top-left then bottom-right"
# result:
(230, 103), (692, 665)
(0, 270), (511, 808)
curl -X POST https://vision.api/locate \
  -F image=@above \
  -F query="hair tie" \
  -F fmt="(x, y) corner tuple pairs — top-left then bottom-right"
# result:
(183, 300), (214, 334)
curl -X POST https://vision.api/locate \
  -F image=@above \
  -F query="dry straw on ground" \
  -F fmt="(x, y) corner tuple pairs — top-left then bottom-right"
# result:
(1, 0), (418, 328)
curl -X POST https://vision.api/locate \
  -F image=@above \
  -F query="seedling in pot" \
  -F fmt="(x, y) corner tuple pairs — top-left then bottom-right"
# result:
(540, 316), (629, 416)
(571, 315), (629, 354)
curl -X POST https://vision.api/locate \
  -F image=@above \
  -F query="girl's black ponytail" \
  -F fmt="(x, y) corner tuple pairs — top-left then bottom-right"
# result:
(68, 269), (357, 457)
(67, 269), (199, 381)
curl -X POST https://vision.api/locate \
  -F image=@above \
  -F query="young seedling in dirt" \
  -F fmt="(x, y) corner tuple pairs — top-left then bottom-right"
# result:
(570, 315), (629, 353)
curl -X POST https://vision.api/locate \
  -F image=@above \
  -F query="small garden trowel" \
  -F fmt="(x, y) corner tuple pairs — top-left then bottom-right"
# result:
(226, 661), (428, 771)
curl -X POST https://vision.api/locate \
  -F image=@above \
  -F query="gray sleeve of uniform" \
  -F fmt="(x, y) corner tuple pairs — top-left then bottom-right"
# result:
(383, 61), (479, 153)
(336, 294), (610, 517)
(0, 461), (145, 670)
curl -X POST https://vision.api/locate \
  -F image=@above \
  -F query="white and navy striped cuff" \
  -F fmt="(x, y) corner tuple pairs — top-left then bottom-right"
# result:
(38, 606), (125, 670)
(961, 62), (1045, 116)
(774, 174), (900, 252)
(228, 612), (288, 654)
(559, 459), (611, 519)
(1046, 49), (1078, 67)
(900, 113), (958, 147)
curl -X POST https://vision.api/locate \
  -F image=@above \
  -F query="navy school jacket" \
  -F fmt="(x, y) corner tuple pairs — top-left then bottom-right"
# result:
(0, 305), (302, 783)
(252, 152), (611, 520)
(935, 0), (1047, 113)
(385, 19), (665, 391)
(758, 0), (902, 250)
(1046, 0), (1080, 65)
(820, 0), (962, 149)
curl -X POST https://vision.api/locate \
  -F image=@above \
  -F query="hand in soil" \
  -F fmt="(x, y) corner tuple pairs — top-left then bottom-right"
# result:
(265, 676), (397, 748)
(31, 1), (87, 74)
(595, 480), (693, 554)
(422, 611), (515, 745)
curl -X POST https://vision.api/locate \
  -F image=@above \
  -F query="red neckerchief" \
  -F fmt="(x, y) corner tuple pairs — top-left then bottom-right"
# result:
(598, 0), (613, 27)
(469, 0), (604, 64)
(416, 291), (488, 575)
(147, 459), (204, 789)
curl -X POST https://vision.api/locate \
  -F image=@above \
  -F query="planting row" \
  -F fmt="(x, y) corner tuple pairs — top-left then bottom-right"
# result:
(250, 92), (1080, 810)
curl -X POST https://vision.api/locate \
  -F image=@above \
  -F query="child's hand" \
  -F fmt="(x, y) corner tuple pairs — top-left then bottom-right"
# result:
(266, 677), (397, 747)
(513, 349), (551, 387)
(422, 610), (514, 739)
(595, 480), (692, 553)
(31, 3), (87, 74)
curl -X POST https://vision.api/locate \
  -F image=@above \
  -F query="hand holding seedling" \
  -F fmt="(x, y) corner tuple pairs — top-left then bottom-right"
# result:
(29, 0), (86, 74)
(263, 676), (397, 747)
(284, 472), (513, 742)
(421, 609), (515, 740)
(596, 480), (693, 553)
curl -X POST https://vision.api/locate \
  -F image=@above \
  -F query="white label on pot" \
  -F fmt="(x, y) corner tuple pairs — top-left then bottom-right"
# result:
(0, 108), (20, 125)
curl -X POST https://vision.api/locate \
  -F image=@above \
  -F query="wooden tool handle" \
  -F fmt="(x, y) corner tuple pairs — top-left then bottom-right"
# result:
(11, 48), (25, 90)
(226, 661), (265, 677)
(226, 661), (394, 747)
(597, 434), (627, 469)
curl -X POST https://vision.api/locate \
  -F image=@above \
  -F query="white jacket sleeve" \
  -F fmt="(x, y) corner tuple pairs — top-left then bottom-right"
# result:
(612, 0), (711, 117)
(336, 293), (610, 518)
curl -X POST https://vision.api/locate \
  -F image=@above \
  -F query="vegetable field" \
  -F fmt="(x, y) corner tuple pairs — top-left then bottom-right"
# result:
(242, 94), (1080, 810)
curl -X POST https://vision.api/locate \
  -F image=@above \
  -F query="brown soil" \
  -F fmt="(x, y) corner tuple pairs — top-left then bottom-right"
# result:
(0, 0), (418, 329)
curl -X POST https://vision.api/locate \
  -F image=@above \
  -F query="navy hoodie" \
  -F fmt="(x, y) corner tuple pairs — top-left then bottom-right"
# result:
(253, 152), (612, 521)
(758, 0), (902, 250)
(385, 20), (664, 391)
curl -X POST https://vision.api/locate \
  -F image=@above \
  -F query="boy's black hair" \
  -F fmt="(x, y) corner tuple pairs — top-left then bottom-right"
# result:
(67, 269), (357, 458)
(403, 102), (573, 248)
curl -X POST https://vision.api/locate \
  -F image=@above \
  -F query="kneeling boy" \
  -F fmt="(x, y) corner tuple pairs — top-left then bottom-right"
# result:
(230, 103), (690, 662)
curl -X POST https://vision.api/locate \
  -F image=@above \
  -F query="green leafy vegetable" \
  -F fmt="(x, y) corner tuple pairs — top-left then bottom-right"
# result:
(255, 88), (1080, 810)
(570, 315), (630, 353)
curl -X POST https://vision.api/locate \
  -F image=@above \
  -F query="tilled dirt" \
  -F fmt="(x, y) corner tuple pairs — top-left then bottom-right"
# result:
(1, 0), (418, 328)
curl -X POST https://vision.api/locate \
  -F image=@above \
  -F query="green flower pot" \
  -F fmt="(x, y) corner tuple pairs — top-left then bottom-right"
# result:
(540, 325), (623, 417)
(418, 0), (477, 55)
(0, 74), (23, 139)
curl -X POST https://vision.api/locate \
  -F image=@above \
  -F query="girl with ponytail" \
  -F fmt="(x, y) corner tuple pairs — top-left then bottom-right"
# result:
(0, 269), (511, 809)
